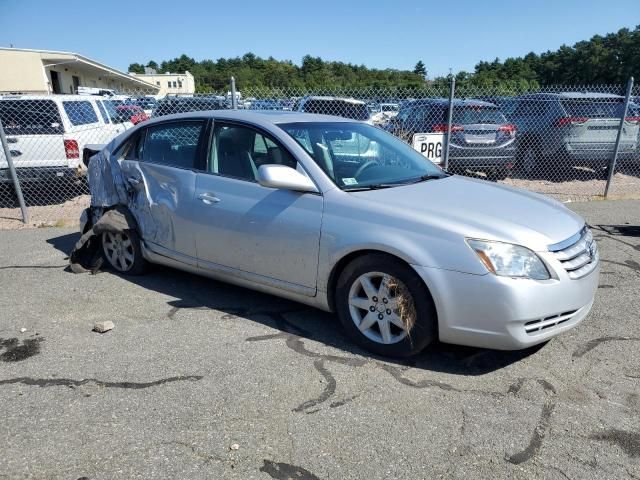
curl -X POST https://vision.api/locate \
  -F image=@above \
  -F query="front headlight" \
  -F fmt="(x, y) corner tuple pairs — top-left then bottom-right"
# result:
(466, 239), (550, 280)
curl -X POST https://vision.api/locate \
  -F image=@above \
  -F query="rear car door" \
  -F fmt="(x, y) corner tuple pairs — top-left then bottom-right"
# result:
(118, 119), (207, 262)
(192, 121), (323, 294)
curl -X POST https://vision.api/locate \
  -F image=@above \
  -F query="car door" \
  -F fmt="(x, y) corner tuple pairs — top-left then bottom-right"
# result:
(117, 119), (207, 263)
(192, 121), (323, 294)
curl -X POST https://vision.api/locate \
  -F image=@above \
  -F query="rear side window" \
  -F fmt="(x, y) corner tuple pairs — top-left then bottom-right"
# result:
(142, 121), (204, 169)
(560, 99), (624, 118)
(63, 101), (98, 126)
(0, 99), (63, 135)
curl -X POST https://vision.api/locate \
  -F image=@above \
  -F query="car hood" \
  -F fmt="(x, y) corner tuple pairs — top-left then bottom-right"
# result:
(349, 175), (584, 251)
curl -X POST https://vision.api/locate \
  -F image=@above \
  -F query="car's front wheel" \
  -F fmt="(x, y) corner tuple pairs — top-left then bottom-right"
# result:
(335, 254), (437, 357)
(101, 230), (147, 275)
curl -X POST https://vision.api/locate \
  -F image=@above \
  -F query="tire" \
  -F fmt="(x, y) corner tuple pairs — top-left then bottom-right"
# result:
(335, 253), (437, 357)
(488, 167), (509, 181)
(518, 146), (539, 175)
(101, 229), (147, 275)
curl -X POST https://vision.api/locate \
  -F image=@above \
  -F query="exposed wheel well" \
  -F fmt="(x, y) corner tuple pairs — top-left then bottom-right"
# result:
(326, 249), (417, 313)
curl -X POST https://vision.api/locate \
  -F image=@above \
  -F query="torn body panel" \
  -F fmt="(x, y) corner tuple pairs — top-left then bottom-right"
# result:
(119, 160), (196, 258)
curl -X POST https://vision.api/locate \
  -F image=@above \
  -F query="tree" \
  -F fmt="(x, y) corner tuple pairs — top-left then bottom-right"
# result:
(146, 60), (159, 72)
(413, 60), (426, 78)
(128, 63), (145, 74)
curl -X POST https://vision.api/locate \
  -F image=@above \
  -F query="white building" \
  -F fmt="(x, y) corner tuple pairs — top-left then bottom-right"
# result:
(129, 69), (195, 96)
(0, 48), (159, 95)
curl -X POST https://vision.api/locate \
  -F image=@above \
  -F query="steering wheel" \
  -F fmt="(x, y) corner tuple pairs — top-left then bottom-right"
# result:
(354, 160), (380, 179)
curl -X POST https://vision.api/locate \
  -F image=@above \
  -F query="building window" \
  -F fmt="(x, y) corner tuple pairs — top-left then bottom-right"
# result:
(172, 81), (177, 88)
(178, 80), (183, 88)
(167, 81), (171, 88)
(156, 81), (160, 86)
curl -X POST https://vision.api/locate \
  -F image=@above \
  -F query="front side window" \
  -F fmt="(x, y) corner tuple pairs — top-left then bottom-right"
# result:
(142, 121), (204, 169)
(210, 123), (297, 182)
(281, 122), (446, 190)
(63, 101), (98, 126)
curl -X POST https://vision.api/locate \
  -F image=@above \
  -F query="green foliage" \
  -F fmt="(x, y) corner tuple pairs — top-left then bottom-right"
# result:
(127, 63), (145, 74)
(462, 25), (640, 88)
(129, 25), (638, 92)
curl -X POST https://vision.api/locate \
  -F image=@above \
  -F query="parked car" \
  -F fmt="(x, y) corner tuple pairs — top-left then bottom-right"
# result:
(509, 92), (640, 174)
(80, 110), (598, 357)
(294, 96), (373, 124)
(133, 96), (158, 115)
(113, 104), (149, 125)
(371, 103), (400, 124)
(153, 96), (227, 117)
(0, 94), (127, 184)
(385, 98), (517, 179)
(249, 99), (285, 111)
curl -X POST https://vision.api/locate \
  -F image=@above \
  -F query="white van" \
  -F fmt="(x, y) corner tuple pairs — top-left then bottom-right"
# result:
(0, 95), (133, 183)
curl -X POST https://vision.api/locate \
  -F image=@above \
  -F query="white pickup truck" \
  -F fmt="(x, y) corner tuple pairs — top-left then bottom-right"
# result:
(0, 94), (133, 184)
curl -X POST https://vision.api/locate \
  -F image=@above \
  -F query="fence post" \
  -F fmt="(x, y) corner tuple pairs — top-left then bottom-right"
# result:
(230, 76), (238, 110)
(0, 118), (28, 224)
(442, 76), (456, 171)
(604, 76), (634, 197)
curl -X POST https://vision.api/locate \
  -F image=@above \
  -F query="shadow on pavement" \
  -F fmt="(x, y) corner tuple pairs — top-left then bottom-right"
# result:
(47, 231), (544, 376)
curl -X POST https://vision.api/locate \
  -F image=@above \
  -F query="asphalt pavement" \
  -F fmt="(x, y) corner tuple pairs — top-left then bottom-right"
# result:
(0, 200), (639, 479)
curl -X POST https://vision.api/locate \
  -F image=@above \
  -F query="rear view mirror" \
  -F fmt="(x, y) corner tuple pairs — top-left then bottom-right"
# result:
(257, 164), (318, 193)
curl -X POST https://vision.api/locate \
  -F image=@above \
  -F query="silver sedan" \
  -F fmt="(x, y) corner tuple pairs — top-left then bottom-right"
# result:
(83, 110), (599, 357)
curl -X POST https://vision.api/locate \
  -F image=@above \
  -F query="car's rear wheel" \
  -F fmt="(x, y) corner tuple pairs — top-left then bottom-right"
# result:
(335, 254), (437, 357)
(101, 230), (147, 275)
(518, 146), (539, 175)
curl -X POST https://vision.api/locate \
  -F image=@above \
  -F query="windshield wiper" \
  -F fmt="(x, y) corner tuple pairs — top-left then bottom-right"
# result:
(343, 175), (446, 191)
(342, 184), (398, 191)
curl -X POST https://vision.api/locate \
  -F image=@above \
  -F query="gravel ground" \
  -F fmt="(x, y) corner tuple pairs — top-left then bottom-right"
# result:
(0, 200), (638, 479)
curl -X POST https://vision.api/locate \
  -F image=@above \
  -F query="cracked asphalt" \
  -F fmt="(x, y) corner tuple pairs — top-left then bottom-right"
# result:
(0, 199), (639, 479)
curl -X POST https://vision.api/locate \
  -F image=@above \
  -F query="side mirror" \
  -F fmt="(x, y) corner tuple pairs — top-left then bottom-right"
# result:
(257, 164), (318, 193)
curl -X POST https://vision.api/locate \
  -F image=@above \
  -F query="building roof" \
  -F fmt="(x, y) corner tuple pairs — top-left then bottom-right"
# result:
(0, 47), (159, 91)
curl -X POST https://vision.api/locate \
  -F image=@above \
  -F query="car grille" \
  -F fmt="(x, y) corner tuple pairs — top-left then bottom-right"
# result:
(524, 310), (579, 335)
(549, 227), (598, 280)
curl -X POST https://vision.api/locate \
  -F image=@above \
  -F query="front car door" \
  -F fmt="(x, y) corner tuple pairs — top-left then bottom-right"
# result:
(192, 121), (323, 294)
(117, 119), (207, 262)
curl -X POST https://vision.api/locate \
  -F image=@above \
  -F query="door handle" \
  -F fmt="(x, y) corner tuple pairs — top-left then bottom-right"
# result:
(127, 176), (141, 186)
(198, 192), (221, 204)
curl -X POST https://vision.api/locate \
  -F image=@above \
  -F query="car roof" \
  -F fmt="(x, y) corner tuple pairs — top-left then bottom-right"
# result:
(147, 109), (356, 126)
(516, 92), (624, 100)
(0, 94), (109, 101)
(402, 98), (498, 108)
(300, 96), (367, 105)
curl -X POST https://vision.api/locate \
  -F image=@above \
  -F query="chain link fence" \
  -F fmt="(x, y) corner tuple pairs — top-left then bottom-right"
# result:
(1, 77), (639, 227)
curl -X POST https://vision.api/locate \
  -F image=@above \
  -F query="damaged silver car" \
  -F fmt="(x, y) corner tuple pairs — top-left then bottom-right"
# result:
(74, 110), (599, 357)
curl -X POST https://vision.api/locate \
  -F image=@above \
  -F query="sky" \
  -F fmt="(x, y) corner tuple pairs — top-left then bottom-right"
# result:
(1, 0), (638, 77)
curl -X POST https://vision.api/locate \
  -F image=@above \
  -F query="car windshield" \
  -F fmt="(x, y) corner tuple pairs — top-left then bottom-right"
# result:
(280, 122), (446, 190)
(452, 106), (506, 124)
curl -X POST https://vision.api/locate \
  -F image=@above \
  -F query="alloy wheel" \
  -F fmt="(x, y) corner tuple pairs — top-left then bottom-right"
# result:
(102, 231), (135, 272)
(347, 271), (413, 345)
